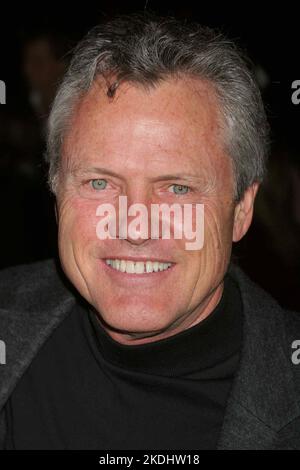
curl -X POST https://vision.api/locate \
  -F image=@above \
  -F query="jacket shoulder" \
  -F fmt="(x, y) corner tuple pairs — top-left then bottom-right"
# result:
(283, 309), (300, 384)
(0, 258), (72, 311)
(283, 308), (300, 333)
(0, 259), (76, 416)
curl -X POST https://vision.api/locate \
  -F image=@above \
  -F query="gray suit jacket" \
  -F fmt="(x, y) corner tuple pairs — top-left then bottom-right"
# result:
(0, 259), (300, 449)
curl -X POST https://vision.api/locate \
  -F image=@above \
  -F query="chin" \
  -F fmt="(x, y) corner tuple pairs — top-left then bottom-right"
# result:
(93, 300), (175, 335)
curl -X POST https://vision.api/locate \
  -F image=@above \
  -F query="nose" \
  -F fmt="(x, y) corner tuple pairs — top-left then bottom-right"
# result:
(118, 189), (153, 246)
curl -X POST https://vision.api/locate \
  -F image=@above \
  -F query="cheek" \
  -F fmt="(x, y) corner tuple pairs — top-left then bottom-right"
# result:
(182, 205), (234, 309)
(203, 203), (234, 268)
(58, 197), (100, 253)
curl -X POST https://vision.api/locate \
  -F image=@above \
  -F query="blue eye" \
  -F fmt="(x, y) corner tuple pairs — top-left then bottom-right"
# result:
(169, 184), (189, 195)
(91, 179), (107, 190)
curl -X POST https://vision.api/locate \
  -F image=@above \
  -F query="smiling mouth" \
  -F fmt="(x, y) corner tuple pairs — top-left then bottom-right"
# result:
(104, 259), (173, 274)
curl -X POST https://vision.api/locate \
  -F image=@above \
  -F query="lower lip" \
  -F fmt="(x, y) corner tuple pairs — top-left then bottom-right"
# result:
(99, 259), (176, 285)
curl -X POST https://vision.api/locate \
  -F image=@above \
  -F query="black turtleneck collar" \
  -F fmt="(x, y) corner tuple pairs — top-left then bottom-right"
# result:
(85, 273), (243, 377)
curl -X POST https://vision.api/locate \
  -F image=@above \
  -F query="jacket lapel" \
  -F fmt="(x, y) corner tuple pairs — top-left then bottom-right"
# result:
(217, 265), (300, 449)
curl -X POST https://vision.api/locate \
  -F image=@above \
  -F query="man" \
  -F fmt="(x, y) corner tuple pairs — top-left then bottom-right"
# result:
(1, 14), (300, 450)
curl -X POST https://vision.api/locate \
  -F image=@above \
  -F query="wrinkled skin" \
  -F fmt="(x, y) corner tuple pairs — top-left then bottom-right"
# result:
(56, 76), (258, 345)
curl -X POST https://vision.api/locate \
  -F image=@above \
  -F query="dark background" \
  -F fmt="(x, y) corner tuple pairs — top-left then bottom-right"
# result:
(0, 2), (299, 309)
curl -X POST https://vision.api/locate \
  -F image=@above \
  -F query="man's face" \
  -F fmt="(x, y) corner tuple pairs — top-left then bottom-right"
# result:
(56, 77), (242, 344)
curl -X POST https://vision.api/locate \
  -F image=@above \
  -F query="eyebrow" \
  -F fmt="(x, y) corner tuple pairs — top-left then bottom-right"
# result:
(69, 166), (122, 179)
(69, 166), (205, 183)
(149, 174), (204, 183)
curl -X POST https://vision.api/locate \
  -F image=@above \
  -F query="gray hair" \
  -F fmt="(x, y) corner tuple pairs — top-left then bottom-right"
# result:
(46, 13), (270, 201)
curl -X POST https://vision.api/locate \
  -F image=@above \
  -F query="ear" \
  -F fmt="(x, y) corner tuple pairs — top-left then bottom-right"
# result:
(232, 182), (259, 242)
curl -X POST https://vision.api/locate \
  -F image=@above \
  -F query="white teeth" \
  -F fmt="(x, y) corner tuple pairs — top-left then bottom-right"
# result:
(120, 260), (126, 272)
(135, 262), (144, 274)
(146, 261), (153, 273)
(125, 261), (135, 274)
(105, 259), (172, 274)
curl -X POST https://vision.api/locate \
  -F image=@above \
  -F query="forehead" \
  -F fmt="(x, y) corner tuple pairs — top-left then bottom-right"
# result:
(62, 76), (229, 178)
